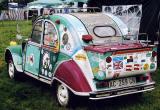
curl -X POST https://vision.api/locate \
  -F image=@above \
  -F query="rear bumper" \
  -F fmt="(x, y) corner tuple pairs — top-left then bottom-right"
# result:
(89, 82), (155, 100)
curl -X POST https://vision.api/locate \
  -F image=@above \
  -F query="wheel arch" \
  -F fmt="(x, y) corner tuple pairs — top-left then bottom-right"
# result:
(5, 49), (12, 63)
(5, 46), (23, 72)
(51, 60), (91, 96)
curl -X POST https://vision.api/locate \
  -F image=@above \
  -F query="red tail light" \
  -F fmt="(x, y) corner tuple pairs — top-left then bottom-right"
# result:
(106, 56), (112, 63)
(144, 76), (149, 80)
(96, 82), (108, 88)
(82, 35), (93, 43)
(139, 76), (149, 81)
(152, 51), (157, 57)
(103, 82), (108, 87)
(140, 77), (143, 81)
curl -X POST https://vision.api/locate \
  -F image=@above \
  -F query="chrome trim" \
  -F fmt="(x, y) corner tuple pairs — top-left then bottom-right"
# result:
(90, 88), (154, 100)
(24, 71), (51, 84)
(53, 77), (90, 96)
(39, 74), (51, 80)
(89, 82), (155, 100)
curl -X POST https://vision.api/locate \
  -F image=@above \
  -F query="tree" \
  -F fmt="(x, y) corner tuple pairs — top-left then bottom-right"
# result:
(0, 0), (8, 14)
(9, 0), (34, 5)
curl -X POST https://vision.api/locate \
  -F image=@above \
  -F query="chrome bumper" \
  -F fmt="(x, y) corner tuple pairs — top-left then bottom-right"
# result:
(89, 82), (155, 100)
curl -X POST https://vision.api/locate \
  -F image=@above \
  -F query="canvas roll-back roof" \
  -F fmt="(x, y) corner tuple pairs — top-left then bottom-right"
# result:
(71, 13), (115, 27)
(70, 13), (122, 44)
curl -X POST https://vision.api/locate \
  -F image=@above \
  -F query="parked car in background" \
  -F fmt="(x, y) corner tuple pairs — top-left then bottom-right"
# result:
(5, 12), (157, 106)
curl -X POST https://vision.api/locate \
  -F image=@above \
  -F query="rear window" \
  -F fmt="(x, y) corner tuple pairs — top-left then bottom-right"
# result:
(93, 26), (116, 38)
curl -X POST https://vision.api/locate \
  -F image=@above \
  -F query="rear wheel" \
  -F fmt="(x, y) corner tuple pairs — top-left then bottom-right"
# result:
(56, 83), (71, 107)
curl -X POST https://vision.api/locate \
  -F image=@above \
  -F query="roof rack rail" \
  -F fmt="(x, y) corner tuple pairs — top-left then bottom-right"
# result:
(47, 7), (101, 14)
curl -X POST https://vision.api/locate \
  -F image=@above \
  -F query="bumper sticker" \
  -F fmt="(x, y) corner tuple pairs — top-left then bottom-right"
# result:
(113, 57), (123, 70)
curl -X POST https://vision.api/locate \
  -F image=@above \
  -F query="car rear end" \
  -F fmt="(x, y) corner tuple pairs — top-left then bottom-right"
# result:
(84, 44), (157, 99)
(71, 13), (157, 100)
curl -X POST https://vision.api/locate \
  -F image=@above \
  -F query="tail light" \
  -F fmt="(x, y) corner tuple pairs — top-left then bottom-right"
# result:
(139, 76), (149, 82)
(96, 82), (108, 88)
(106, 56), (112, 63)
(152, 51), (157, 57)
(143, 76), (149, 80)
(82, 35), (93, 43)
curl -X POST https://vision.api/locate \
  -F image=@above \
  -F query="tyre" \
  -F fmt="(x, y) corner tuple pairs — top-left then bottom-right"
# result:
(132, 92), (143, 98)
(56, 83), (72, 107)
(7, 60), (18, 79)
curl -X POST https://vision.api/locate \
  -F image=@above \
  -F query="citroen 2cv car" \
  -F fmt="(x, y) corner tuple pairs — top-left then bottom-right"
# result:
(5, 12), (157, 106)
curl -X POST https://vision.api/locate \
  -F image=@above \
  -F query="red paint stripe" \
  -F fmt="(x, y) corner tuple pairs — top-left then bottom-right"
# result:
(134, 64), (140, 66)
(115, 48), (151, 55)
(134, 68), (139, 70)
(126, 65), (132, 67)
(126, 69), (132, 71)
(42, 45), (58, 52)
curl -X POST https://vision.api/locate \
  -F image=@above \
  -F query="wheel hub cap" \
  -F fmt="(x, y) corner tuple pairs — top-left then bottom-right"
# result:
(9, 63), (14, 78)
(58, 84), (69, 106)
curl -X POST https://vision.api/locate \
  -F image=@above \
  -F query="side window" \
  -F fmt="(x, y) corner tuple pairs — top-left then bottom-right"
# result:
(31, 21), (42, 44)
(44, 21), (58, 47)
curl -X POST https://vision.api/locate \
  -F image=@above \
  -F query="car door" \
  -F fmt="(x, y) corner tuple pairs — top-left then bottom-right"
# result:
(39, 20), (59, 80)
(25, 20), (43, 76)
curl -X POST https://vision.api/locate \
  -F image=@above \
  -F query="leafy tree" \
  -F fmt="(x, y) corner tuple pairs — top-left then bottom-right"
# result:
(15, 0), (34, 5)
(11, 0), (34, 5)
(0, 0), (8, 13)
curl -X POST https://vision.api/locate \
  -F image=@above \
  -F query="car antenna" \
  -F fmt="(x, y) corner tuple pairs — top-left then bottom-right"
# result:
(16, 24), (22, 40)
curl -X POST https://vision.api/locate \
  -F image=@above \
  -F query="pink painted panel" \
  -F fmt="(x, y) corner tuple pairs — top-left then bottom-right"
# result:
(83, 43), (143, 53)
(54, 60), (91, 92)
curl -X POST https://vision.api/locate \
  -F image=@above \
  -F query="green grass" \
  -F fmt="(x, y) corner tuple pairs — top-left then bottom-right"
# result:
(0, 20), (32, 62)
(0, 20), (160, 110)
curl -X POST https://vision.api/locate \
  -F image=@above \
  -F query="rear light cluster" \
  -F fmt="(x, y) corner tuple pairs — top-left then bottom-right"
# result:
(137, 76), (149, 82)
(96, 81), (109, 88)
(152, 51), (157, 57)
(82, 35), (93, 43)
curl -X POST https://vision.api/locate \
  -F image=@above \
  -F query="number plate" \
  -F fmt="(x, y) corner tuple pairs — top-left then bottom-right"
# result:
(109, 77), (136, 89)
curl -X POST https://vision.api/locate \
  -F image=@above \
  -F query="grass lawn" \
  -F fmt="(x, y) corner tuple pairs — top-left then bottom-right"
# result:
(0, 20), (160, 110)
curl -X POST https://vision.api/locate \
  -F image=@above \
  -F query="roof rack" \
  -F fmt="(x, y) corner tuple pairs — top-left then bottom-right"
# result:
(46, 7), (101, 14)
(33, 7), (101, 23)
